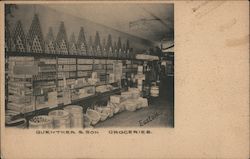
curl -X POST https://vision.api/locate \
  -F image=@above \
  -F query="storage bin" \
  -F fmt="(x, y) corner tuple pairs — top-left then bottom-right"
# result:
(48, 110), (70, 129)
(29, 115), (53, 129)
(64, 105), (84, 128)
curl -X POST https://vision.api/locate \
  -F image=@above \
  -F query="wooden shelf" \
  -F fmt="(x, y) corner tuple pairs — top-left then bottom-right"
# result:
(9, 88), (123, 121)
(6, 51), (135, 61)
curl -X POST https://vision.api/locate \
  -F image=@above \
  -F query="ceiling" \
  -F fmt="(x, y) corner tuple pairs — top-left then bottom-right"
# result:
(46, 3), (174, 45)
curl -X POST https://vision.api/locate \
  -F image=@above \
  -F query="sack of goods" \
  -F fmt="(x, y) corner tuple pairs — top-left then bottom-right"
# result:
(83, 115), (92, 128)
(95, 106), (110, 121)
(86, 109), (101, 125)
(64, 105), (84, 128)
(119, 99), (137, 112)
(29, 115), (53, 129)
(108, 102), (120, 114)
(137, 97), (149, 108)
(150, 85), (159, 97)
(48, 110), (71, 129)
(128, 87), (141, 99)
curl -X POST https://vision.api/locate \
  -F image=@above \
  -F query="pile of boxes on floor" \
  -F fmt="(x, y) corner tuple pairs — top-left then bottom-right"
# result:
(85, 87), (149, 127)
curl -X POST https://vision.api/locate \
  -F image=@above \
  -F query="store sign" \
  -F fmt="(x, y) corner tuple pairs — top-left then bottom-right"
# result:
(13, 65), (39, 75)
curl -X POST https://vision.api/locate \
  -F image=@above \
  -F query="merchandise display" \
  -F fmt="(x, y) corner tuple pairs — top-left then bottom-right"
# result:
(48, 110), (71, 128)
(64, 105), (84, 128)
(5, 12), (172, 129)
(29, 115), (53, 129)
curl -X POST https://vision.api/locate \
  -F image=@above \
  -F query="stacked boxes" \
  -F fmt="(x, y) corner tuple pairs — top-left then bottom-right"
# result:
(7, 57), (35, 113)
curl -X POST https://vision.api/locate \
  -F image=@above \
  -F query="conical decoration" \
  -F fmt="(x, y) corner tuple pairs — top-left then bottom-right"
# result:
(126, 39), (130, 58)
(88, 36), (94, 56)
(77, 27), (87, 56)
(113, 41), (117, 58)
(56, 22), (69, 55)
(13, 20), (26, 53)
(27, 14), (44, 53)
(122, 43), (126, 58)
(117, 37), (122, 58)
(94, 31), (102, 57)
(10, 38), (16, 52)
(102, 38), (107, 57)
(5, 22), (12, 52)
(69, 33), (77, 55)
(45, 27), (56, 54)
(106, 34), (112, 57)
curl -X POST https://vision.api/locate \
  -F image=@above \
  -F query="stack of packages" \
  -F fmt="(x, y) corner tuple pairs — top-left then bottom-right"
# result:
(109, 88), (148, 113)
(34, 58), (58, 109)
(7, 57), (35, 114)
(84, 88), (149, 127)
(120, 88), (148, 112)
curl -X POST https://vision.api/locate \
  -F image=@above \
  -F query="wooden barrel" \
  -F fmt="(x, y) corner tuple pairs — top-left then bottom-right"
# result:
(64, 105), (84, 128)
(29, 115), (53, 129)
(48, 110), (70, 129)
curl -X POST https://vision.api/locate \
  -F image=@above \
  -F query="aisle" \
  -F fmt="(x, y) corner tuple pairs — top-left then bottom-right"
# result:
(95, 96), (174, 128)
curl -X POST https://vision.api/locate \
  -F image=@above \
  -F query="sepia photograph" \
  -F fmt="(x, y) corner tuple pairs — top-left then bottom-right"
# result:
(4, 3), (174, 129)
(1, 1), (249, 159)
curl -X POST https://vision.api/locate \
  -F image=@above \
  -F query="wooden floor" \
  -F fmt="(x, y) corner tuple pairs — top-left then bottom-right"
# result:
(95, 97), (174, 128)
(95, 77), (174, 128)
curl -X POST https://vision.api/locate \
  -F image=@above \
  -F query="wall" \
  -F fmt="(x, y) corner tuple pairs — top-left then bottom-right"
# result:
(6, 4), (155, 53)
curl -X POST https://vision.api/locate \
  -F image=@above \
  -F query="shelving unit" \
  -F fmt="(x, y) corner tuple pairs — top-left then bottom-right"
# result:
(5, 51), (138, 121)
(4, 14), (140, 122)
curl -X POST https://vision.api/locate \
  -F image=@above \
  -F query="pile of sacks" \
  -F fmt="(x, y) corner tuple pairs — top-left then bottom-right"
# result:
(111, 88), (148, 112)
(84, 88), (149, 127)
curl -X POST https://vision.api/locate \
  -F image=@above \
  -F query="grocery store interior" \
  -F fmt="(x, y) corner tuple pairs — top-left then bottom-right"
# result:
(4, 4), (174, 128)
